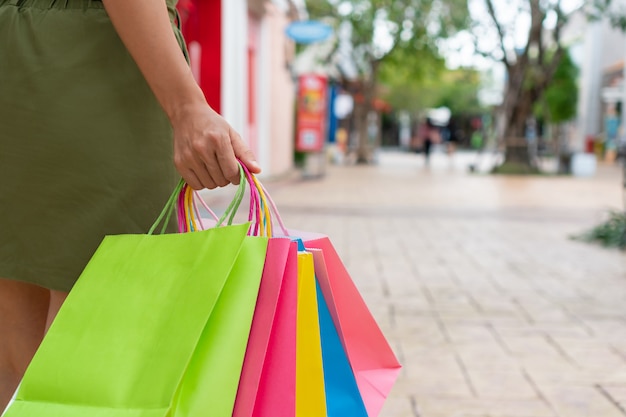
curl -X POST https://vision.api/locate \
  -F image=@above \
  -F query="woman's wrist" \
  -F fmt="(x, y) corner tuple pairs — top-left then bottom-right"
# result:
(164, 86), (209, 125)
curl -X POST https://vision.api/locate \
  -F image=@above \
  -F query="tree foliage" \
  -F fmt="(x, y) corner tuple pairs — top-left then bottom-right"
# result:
(378, 50), (483, 115)
(434, 69), (484, 115)
(376, 41), (446, 112)
(543, 50), (578, 124)
(464, 0), (591, 167)
(305, 0), (469, 161)
(587, 0), (626, 30)
(307, 0), (469, 75)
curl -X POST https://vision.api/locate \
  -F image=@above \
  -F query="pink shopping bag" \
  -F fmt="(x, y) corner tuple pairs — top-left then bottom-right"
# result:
(245, 171), (401, 417)
(303, 235), (401, 417)
(233, 239), (298, 417)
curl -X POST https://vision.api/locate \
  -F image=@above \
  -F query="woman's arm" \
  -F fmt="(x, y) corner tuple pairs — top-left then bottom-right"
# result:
(101, 0), (260, 189)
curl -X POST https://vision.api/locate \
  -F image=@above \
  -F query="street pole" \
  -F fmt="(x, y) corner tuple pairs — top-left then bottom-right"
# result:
(622, 34), (626, 211)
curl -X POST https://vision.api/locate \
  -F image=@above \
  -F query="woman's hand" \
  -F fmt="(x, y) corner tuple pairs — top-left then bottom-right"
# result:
(171, 103), (260, 190)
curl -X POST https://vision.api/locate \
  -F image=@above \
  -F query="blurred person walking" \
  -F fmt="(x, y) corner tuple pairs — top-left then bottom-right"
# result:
(0, 0), (259, 411)
(443, 119), (462, 157)
(417, 118), (438, 164)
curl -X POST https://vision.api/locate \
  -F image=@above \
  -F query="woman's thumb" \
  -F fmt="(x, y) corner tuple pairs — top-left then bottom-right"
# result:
(231, 132), (261, 174)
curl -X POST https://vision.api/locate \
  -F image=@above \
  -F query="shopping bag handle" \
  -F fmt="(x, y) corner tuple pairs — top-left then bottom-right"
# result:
(171, 163), (264, 236)
(148, 167), (247, 235)
(179, 166), (257, 233)
(148, 179), (184, 235)
(163, 161), (289, 237)
(176, 185), (221, 233)
(239, 162), (289, 237)
(178, 168), (249, 233)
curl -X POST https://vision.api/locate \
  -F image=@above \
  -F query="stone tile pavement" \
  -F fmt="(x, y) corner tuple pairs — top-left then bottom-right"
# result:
(207, 150), (626, 417)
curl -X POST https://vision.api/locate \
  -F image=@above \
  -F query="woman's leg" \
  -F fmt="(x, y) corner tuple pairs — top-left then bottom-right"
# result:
(46, 290), (69, 332)
(0, 279), (49, 411)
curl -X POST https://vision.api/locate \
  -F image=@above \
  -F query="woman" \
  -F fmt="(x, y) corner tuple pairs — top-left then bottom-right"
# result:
(0, 0), (260, 410)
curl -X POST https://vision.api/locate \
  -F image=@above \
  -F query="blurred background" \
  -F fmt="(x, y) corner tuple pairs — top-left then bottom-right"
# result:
(176, 0), (626, 179)
(178, 1), (626, 416)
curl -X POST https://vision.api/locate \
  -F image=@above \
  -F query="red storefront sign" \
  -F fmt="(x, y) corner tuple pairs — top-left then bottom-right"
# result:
(296, 74), (328, 152)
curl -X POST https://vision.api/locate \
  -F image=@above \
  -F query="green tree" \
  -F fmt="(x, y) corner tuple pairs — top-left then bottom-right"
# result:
(379, 54), (483, 119)
(543, 51), (578, 124)
(532, 50), (579, 172)
(306, 0), (468, 162)
(376, 42), (446, 113)
(472, 0), (614, 171)
(429, 68), (484, 115)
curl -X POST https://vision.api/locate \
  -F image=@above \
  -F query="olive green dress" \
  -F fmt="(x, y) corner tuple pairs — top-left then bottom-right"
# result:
(0, 0), (185, 291)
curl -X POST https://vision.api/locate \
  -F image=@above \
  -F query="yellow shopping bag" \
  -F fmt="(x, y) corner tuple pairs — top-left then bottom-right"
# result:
(296, 251), (326, 417)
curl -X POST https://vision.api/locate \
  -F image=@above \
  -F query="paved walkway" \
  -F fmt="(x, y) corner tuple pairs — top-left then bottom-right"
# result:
(215, 150), (626, 417)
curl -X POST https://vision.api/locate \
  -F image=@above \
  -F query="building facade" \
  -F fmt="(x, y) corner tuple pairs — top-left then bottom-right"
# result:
(178, 0), (304, 178)
(568, 5), (626, 153)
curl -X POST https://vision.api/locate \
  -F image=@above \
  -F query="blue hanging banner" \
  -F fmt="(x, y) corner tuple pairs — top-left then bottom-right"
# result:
(285, 20), (333, 44)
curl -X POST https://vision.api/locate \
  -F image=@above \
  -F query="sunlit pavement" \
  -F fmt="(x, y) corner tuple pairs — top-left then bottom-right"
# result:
(209, 148), (626, 417)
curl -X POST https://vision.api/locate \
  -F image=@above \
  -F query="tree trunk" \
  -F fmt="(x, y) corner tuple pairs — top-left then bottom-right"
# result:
(500, 74), (537, 169)
(354, 61), (379, 164)
(623, 154), (626, 211)
(503, 123), (531, 165)
(354, 100), (371, 163)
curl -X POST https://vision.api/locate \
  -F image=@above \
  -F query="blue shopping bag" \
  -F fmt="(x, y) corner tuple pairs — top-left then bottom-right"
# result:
(316, 277), (368, 417)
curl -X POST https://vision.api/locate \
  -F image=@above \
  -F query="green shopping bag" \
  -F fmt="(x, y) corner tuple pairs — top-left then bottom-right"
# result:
(3, 178), (268, 417)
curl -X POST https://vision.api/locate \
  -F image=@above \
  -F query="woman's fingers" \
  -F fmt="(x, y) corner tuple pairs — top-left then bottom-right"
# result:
(175, 157), (215, 190)
(215, 138), (240, 185)
(182, 168), (204, 191)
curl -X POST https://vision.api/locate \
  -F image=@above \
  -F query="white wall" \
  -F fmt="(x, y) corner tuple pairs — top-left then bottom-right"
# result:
(220, 0), (295, 177)
(257, 15), (272, 175)
(574, 7), (626, 150)
(266, 3), (296, 177)
(576, 21), (604, 150)
(222, 0), (249, 137)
